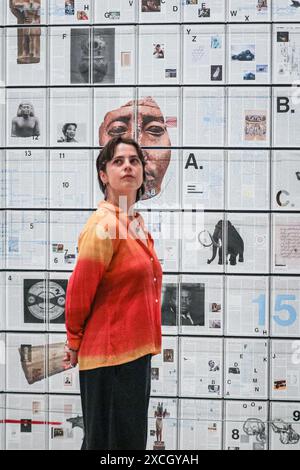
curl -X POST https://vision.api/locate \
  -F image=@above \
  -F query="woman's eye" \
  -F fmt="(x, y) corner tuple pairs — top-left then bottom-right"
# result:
(113, 159), (122, 165)
(145, 125), (166, 136)
(107, 125), (128, 137)
(131, 158), (141, 165)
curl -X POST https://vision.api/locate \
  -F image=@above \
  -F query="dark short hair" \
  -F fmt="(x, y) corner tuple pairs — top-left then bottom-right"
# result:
(62, 123), (77, 136)
(96, 137), (146, 202)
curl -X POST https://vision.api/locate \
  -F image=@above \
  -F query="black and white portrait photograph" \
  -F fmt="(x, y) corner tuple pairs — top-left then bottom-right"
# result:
(162, 283), (178, 326)
(180, 283), (205, 326)
(57, 123), (78, 143)
(50, 88), (91, 146)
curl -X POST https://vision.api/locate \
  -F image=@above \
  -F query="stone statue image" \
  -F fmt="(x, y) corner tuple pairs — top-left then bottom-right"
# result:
(153, 402), (170, 450)
(79, 34), (108, 83)
(9, 0), (41, 64)
(11, 102), (40, 138)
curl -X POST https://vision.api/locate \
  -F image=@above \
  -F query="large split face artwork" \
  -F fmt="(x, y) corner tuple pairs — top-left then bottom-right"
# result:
(99, 97), (171, 200)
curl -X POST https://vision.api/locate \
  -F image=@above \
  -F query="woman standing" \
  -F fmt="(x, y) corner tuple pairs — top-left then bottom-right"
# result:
(64, 136), (162, 450)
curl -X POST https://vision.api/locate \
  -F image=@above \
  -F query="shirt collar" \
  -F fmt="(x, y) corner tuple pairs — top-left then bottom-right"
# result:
(98, 200), (140, 219)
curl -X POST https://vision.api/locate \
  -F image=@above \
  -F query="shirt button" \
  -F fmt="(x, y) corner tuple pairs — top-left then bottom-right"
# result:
(150, 257), (154, 262)
(155, 299), (158, 303)
(154, 277), (157, 282)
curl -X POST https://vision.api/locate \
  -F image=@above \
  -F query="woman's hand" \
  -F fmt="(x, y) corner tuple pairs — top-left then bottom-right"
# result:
(64, 343), (78, 368)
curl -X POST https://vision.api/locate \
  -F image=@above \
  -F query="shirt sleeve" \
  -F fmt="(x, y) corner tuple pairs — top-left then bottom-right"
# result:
(65, 218), (114, 351)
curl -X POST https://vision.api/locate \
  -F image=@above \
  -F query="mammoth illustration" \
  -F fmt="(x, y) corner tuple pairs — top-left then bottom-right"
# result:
(199, 220), (244, 266)
(271, 419), (300, 445)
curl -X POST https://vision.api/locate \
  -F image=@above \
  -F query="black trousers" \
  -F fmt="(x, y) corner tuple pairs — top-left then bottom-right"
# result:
(79, 354), (151, 450)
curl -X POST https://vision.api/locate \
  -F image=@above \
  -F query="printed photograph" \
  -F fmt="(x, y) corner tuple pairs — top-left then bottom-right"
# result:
(198, 5), (210, 17)
(180, 283), (205, 326)
(71, 28), (115, 83)
(52, 243), (64, 253)
(256, 0), (268, 11)
(55, 120), (87, 144)
(9, 0), (41, 65)
(232, 45), (255, 61)
(57, 123), (78, 143)
(142, 0), (161, 12)
(244, 111), (267, 141)
(277, 31), (289, 42)
(65, 0), (74, 15)
(121, 51), (131, 67)
(165, 69), (176, 78)
(256, 64), (268, 73)
(24, 279), (46, 324)
(209, 319), (221, 329)
(211, 65), (223, 81)
(243, 71), (256, 81)
(151, 367), (159, 380)
(21, 419), (32, 433)
(70, 28), (90, 83)
(162, 284), (177, 326)
(93, 28), (115, 83)
(98, 96), (172, 201)
(11, 102), (40, 138)
(153, 43), (164, 59)
(48, 279), (68, 325)
(77, 10), (89, 21)
(64, 252), (76, 264)
(211, 36), (222, 49)
(211, 302), (221, 312)
(273, 380), (287, 390)
(163, 349), (174, 362)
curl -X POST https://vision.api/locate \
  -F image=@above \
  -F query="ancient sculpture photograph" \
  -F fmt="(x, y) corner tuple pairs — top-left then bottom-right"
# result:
(71, 28), (115, 83)
(11, 102), (41, 138)
(9, 0), (41, 64)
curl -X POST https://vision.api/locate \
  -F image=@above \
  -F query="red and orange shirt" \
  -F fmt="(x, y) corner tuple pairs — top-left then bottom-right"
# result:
(65, 200), (162, 371)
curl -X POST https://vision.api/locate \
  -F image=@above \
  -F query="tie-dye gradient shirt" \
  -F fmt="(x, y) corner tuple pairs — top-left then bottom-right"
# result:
(65, 200), (162, 370)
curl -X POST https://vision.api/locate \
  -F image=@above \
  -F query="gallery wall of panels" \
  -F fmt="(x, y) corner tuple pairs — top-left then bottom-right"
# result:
(0, 0), (300, 450)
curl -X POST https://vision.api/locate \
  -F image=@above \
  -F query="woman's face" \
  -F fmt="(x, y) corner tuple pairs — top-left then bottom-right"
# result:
(100, 143), (144, 200)
(65, 125), (76, 140)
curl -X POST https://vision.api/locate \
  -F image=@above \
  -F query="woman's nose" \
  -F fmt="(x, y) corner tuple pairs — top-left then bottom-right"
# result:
(123, 159), (133, 170)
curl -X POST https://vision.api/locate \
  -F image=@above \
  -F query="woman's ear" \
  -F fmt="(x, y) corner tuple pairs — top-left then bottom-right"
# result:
(99, 170), (108, 185)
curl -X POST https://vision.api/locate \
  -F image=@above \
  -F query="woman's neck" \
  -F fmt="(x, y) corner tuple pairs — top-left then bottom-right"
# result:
(106, 194), (136, 217)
